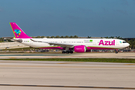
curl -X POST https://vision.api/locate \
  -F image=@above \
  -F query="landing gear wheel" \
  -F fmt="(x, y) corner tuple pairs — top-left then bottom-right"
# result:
(115, 49), (118, 54)
(62, 50), (66, 54)
(70, 50), (73, 54)
(62, 50), (73, 54)
(66, 51), (69, 54)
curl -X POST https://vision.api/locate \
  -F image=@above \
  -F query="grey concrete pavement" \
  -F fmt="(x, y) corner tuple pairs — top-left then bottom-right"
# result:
(0, 53), (135, 59)
(0, 60), (135, 90)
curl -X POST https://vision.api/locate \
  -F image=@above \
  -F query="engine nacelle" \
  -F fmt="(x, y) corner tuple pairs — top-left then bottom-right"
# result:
(74, 45), (86, 53)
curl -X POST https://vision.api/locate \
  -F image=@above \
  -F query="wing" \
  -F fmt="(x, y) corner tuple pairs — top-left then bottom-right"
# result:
(30, 39), (74, 48)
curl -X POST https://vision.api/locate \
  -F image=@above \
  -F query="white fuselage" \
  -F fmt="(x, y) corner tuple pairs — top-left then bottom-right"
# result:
(16, 38), (129, 50)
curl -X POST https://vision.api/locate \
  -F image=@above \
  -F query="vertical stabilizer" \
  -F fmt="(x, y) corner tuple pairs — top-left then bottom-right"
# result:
(9, 22), (31, 38)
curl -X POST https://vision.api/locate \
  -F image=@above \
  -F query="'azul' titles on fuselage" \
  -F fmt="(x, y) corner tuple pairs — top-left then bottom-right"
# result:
(99, 40), (115, 46)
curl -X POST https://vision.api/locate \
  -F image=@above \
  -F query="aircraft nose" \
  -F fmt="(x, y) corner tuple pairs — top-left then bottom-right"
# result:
(127, 43), (130, 47)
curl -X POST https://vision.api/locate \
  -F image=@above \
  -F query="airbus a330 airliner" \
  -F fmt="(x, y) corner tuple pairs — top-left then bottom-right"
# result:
(9, 22), (129, 53)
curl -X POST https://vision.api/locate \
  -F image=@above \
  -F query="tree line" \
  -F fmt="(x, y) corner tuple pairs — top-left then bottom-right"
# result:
(32, 36), (123, 39)
(0, 38), (12, 42)
(32, 35), (79, 38)
(128, 39), (135, 49)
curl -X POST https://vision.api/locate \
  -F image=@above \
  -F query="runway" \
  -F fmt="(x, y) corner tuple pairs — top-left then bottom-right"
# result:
(0, 52), (135, 59)
(0, 60), (135, 90)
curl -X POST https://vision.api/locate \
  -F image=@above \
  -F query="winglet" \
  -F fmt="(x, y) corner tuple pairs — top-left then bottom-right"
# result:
(9, 22), (32, 39)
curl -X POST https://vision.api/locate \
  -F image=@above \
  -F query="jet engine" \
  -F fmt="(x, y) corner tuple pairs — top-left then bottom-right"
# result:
(74, 45), (86, 53)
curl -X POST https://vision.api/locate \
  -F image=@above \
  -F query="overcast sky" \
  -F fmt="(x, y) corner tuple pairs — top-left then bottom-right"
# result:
(0, 0), (135, 37)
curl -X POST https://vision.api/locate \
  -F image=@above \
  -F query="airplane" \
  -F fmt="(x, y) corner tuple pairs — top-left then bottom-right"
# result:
(9, 22), (130, 54)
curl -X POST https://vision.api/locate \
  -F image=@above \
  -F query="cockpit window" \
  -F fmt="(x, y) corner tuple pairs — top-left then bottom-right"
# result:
(123, 41), (127, 43)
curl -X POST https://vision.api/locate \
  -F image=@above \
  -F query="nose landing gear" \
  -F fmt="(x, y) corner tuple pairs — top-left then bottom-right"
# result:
(115, 49), (119, 54)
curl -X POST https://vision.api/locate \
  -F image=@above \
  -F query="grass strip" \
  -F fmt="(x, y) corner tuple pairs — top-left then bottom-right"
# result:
(1, 58), (135, 63)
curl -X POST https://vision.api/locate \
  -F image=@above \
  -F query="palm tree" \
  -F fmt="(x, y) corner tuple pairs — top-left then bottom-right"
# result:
(36, 36), (41, 38)
(65, 35), (69, 38)
(51, 36), (55, 38)
(60, 36), (64, 38)
(73, 35), (78, 38)
(46, 36), (50, 38)
(70, 36), (73, 38)
(41, 36), (45, 38)
(55, 36), (60, 38)
(109, 36), (114, 38)
(129, 39), (135, 49)
(88, 36), (91, 38)
(116, 36), (123, 39)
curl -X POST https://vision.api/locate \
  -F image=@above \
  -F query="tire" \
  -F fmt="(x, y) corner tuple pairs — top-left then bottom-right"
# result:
(70, 51), (73, 54)
(62, 50), (66, 54)
(115, 50), (118, 54)
(66, 51), (69, 54)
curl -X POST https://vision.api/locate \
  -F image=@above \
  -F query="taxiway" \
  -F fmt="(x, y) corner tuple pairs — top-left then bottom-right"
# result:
(0, 53), (135, 59)
(0, 60), (135, 90)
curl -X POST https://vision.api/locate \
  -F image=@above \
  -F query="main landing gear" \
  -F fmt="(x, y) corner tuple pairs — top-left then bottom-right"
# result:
(62, 50), (73, 54)
(115, 49), (119, 54)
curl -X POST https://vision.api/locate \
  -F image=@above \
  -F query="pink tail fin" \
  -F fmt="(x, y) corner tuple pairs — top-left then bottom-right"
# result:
(9, 22), (31, 38)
